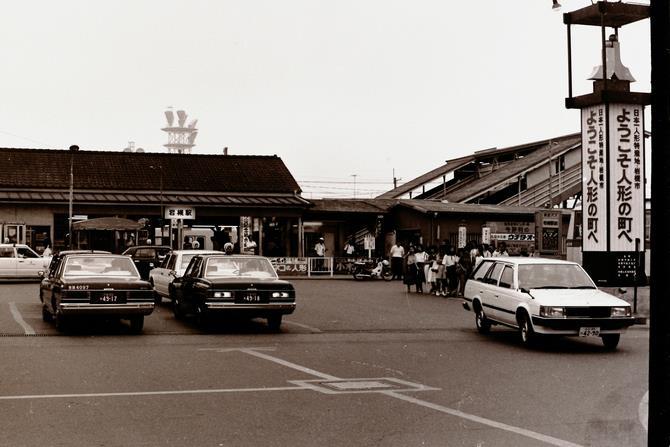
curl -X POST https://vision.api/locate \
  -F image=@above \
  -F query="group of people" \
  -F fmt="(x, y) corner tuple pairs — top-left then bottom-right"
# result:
(390, 241), (510, 297)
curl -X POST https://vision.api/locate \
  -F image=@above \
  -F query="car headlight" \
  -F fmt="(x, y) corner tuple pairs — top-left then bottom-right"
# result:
(540, 306), (566, 318)
(213, 291), (232, 298)
(611, 306), (632, 317)
(272, 292), (290, 298)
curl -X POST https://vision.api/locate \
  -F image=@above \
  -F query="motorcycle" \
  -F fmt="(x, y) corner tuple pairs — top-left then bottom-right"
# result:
(352, 258), (393, 281)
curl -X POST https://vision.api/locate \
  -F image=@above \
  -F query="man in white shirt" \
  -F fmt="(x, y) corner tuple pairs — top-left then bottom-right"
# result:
(314, 237), (327, 271)
(389, 242), (405, 280)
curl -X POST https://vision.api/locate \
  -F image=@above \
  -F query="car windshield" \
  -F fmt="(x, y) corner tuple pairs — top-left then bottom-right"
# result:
(63, 256), (140, 278)
(204, 257), (277, 279)
(517, 263), (596, 290)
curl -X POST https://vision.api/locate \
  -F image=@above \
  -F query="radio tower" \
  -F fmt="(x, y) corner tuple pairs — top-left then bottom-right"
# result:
(162, 107), (198, 154)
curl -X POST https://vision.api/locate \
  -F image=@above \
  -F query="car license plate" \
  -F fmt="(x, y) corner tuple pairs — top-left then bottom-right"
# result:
(93, 293), (125, 304)
(579, 327), (600, 337)
(241, 293), (259, 303)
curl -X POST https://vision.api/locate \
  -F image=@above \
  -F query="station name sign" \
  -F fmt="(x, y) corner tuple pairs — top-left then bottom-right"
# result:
(165, 206), (196, 220)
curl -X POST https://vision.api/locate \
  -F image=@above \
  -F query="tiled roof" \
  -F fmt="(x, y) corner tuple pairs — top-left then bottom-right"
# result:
(0, 148), (301, 194)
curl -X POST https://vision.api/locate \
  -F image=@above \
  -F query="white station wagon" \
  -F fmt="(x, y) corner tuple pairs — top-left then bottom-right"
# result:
(462, 257), (635, 350)
(149, 249), (221, 303)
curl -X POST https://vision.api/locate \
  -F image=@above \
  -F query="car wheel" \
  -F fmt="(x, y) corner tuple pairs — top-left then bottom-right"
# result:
(42, 305), (53, 322)
(150, 280), (161, 305)
(518, 313), (535, 347)
(173, 295), (185, 320)
(382, 269), (393, 281)
(601, 334), (620, 350)
(54, 309), (68, 332)
(129, 316), (144, 334)
(267, 314), (283, 331)
(475, 306), (491, 334)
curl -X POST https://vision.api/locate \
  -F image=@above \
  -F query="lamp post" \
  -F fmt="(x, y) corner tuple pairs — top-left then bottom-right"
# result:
(149, 164), (164, 245)
(67, 145), (79, 249)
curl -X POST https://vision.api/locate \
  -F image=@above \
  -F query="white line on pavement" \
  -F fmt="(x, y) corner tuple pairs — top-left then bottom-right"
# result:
(639, 390), (648, 431)
(384, 391), (584, 447)
(283, 320), (323, 333)
(9, 302), (35, 335)
(0, 386), (303, 401)
(230, 348), (584, 447)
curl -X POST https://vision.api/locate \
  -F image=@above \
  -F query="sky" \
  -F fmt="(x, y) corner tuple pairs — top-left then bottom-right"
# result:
(0, 0), (651, 199)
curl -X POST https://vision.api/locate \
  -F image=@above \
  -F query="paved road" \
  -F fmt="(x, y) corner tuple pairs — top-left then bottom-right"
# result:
(0, 279), (648, 446)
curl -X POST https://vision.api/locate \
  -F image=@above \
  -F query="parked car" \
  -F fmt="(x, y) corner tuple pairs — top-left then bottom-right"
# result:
(171, 254), (296, 330)
(149, 249), (221, 303)
(39, 253), (155, 333)
(122, 245), (171, 280)
(461, 257), (635, 350)
(0, 243), (51, 280)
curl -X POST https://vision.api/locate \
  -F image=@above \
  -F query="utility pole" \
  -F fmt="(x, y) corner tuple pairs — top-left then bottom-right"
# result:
(67, 144), (79, 249)
(649, 1), (670, 444)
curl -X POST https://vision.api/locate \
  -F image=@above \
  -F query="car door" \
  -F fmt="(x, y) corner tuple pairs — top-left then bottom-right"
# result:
(480, 261), (505, 322)
(492, 263), (521, 326)
(0, 246), (16, 277)
(180, 257), (204, 310)
(16, 246), (43, 277)
(153, 253), (176, 297)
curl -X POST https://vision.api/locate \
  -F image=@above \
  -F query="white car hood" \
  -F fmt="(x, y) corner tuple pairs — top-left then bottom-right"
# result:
(529, 288), (630, 307)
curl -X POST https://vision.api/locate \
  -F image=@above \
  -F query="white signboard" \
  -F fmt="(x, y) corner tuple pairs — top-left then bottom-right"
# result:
(457, 226), (467, 249)
(608, 104), (644, 251)
(240, 216), (254, 254)
(481, 227), (491, 245)
(363, 233), (375, 250)
(165, 206), (196, 220)
(581, 104), (608, 251)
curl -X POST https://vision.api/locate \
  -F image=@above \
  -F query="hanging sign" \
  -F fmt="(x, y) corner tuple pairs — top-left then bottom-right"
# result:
(458, 226), (467, 248)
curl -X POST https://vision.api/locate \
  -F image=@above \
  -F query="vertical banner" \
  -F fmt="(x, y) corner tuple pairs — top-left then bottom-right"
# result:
(457, 226), (467, 248)
(581, 104), (608, 251)
(240, 216), (253, 254)
(609, 104), (644, 251)
(481, 226), (491, 245)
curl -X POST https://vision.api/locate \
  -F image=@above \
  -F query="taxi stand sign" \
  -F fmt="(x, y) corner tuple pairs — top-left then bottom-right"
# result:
(165, 206), (196, 220)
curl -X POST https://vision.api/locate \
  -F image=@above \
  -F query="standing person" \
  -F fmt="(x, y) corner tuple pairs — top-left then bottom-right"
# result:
(414, 245), (428, 292)
(42, 232), (53, 257)
(456, 247), (473, 297)
(314, 237), (327, 271)
(344, 239), (356, 256)
(493, 242), (509, 257)
(443, 246), (458, 296)
(389, 241), (405, 280)
(435, 250), (447, 296)
(403, 247), (420, 293)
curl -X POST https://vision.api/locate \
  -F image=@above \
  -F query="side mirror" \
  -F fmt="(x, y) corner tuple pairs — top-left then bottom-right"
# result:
(38, 271), (45, 278)
(618, 287), (628, 295)
(520, 287), (530, 294)
(169, 270), (176, 277)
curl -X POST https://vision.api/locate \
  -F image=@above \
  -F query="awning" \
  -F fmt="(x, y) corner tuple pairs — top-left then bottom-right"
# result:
(72, 217), (144, 231)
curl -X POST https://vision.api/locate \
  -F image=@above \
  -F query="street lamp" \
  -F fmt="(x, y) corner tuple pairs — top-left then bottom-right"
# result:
(68, 144), (79, 249)
(149, 164), (164, 245)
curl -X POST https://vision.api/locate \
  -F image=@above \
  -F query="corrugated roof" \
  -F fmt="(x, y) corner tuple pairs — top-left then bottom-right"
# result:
(0, 148), (301, 194)
(396, 199), (551, 215)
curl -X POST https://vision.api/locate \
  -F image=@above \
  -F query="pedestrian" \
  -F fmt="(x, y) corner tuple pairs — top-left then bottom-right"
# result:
(389, 241), (405, 280)
(427, 254), (440, 295)
(42, 232), (53, 257)
(314, 237), (327, 271)
(481, 244), (492, 258)
(493, 242), (509, 257)
(456, 247), (472, 297)
(344, 239), (356, 256)
(443, 246), (458, 296)
(126, 235), (135, 249)
(403, 247), (421, 293)
(192, 240), (200, 249)
(414, 245), (428, 291)
(223, 242), (234, 255)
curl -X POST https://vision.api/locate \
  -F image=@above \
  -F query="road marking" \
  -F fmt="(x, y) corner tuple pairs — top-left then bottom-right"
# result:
(0, 386), (303, 401)
(385, 391), (583, 447)
(639, 390), (648, 431)
(209, 348), (584, 446)
(9, 302), (35, 335)
(283, 320), (323, 333)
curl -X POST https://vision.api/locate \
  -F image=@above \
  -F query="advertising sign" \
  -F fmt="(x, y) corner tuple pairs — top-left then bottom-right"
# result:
(608, 104), (644, 252)
(268, 257), (308, 276)
(581, 104), (608, 251)
(240, 216), (254, 254)
(165, 206), (195, 220)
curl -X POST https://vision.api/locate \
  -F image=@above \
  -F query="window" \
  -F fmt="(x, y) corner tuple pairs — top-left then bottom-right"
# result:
(499, 266), (514, 289)
(0, 247), (14, 258)
(485, 262), (505, 285)
(472, 260), (494, 282)
(17, 247), (39, 259)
